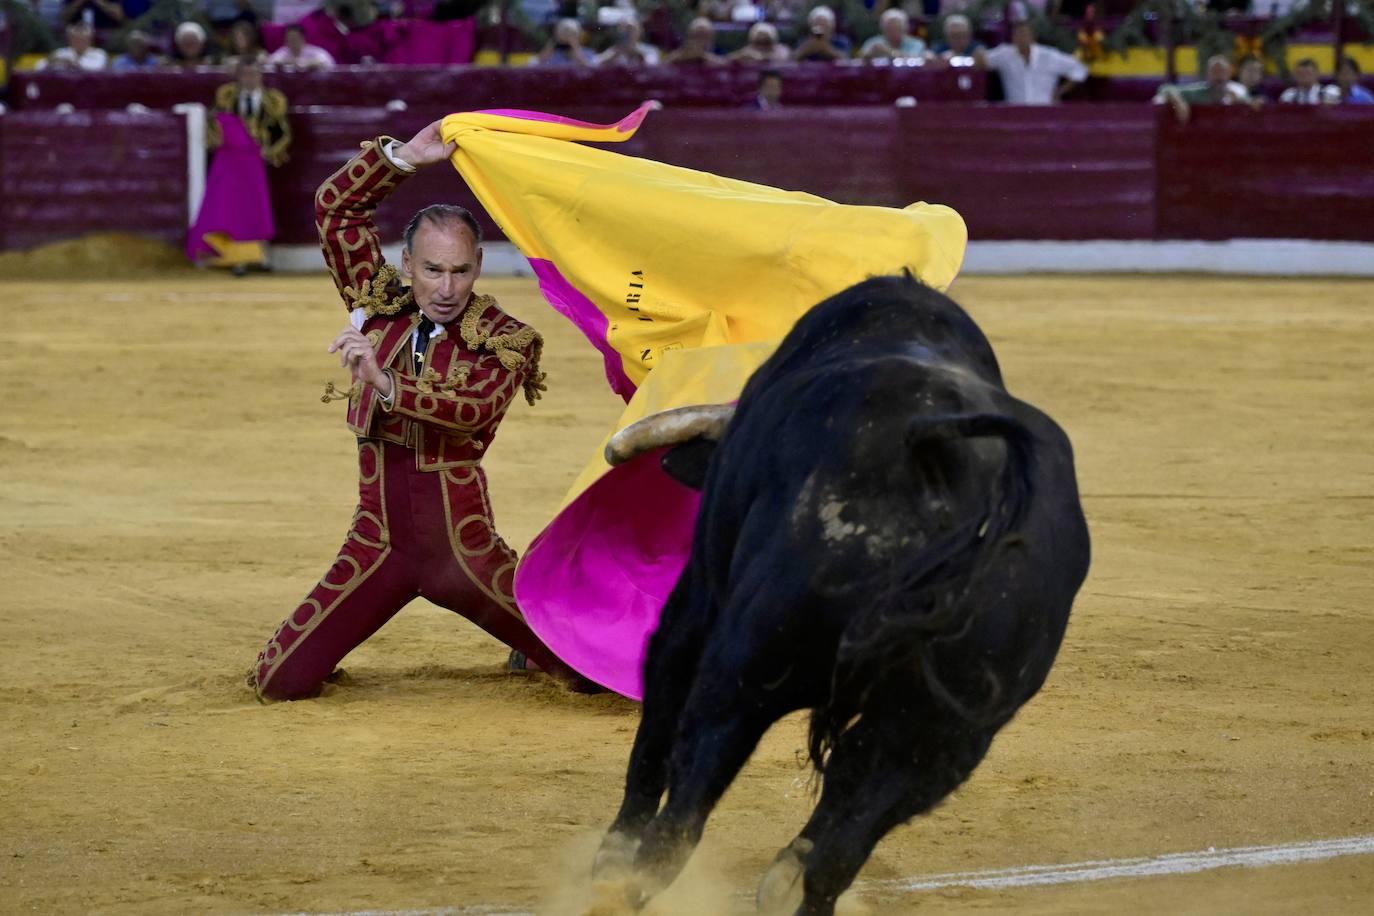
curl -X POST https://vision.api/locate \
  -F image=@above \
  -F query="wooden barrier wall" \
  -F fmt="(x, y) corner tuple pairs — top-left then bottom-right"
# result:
(8, 66), (986, 112)
(2, 103), (1372, 253)
(0, 110), (188, 252)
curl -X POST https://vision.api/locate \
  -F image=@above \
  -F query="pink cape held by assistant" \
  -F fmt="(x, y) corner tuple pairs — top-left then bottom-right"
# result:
(435, 103), (967, 699)
(186, 112), (276, 264)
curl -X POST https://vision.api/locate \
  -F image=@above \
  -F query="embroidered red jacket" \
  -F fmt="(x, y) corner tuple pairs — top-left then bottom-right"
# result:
(315, 137), (545, 472)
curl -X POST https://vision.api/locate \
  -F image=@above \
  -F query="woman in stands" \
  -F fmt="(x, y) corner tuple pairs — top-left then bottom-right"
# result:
(224, 20), (267, 67)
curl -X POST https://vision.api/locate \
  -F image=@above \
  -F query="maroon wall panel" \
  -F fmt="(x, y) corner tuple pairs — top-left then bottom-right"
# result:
(0, 110), (188, 251)
(5, 104), (1373, 255)
(1156, 106), (1374, 241)
(893, 104), (1159, 240)
(10, 65), (985, 113)
(273, 105), (1159, 249)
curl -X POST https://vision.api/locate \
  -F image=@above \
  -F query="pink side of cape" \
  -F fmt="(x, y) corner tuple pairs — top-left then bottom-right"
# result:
(186, 112), (275, 261)
(473, 103), (658, 135)
(528, 257), (637, 401)
(515, 449), (700, 700)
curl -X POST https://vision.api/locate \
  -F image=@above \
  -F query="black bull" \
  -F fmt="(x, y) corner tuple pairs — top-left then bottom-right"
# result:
(592, 274), (1091, 915)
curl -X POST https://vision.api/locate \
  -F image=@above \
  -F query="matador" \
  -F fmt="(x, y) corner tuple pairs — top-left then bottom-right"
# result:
(251, 120), (590, 700)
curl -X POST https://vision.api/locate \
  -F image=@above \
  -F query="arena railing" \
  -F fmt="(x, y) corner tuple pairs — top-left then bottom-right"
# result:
(2, 102), (1372, 255)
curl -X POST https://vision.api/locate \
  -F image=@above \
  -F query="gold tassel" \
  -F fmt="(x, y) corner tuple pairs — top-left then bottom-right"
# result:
(415, 366), (443, 394)
(321, 380), (360, 403)
(441, 362), (473, 393)
(522, 337), (547, 406)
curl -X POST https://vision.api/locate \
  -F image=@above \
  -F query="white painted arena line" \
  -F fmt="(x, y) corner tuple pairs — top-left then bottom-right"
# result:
(266, 833), (1374, 915)
(273, 907), (532, 916)
(864, 834), (1374, 895)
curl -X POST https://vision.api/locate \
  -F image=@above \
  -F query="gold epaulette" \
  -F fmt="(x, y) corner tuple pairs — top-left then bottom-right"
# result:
(459, 293), (548, 405)
(343, 263), (414, 318)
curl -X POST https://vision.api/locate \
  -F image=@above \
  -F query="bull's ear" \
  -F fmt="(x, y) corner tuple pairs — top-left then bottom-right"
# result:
(661, 437), (718, 491)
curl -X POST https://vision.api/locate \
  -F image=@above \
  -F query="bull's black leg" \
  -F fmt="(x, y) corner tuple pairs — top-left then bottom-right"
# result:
(626, 674), (783, 906)
(596, 577), (711, 878)
(765, 711), (992, 916)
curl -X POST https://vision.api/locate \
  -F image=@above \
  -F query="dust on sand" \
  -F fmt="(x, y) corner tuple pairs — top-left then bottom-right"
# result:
(1, 270), (1371, 914)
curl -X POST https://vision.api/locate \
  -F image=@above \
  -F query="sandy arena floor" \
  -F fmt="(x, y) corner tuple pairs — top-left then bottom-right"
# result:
(1, 269), (1371, 915)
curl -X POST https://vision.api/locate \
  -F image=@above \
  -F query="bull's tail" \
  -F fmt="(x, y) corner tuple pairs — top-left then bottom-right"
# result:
(808, 411), (1036, 773)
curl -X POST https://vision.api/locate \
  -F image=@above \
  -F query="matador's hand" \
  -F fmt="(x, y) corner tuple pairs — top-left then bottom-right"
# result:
(395, 120), (456, 169)
(329, 327), (394, 399)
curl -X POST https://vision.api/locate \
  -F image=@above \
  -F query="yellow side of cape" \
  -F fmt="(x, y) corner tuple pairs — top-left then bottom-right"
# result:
(440, 105), (968, 391)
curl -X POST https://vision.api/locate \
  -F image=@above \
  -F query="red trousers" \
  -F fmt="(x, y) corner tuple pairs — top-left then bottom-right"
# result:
(253, 440), (577, 700)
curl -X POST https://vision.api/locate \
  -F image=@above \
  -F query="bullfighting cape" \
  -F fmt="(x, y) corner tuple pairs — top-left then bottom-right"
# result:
(439, 104), (967, 698)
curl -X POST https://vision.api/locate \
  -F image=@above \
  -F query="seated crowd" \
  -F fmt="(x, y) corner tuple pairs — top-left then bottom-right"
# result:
(1154, 53), (1372, 120)
(19, 0), (1374, 111)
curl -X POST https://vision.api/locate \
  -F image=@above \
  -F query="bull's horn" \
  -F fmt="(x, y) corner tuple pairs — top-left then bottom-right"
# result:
(605, 403), (736, 467)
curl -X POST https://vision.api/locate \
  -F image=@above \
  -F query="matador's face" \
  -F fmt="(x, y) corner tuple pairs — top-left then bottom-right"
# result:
(402, 221), (483, 326)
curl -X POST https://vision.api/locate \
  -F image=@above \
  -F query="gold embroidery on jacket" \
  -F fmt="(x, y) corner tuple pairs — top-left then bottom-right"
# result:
(457, 294), (548, 405)
(343, 263), (414, 317)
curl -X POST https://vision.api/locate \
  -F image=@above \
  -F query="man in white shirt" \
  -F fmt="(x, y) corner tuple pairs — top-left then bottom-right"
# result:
(1279, 58), (1340, 105)
(982, 19), (1087, 105)
(266, 24), (336, 70)
(38, 21), (108, 71)
(595, 18), (661, 67)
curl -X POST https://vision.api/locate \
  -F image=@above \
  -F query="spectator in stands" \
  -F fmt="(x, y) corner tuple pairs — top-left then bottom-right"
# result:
(860, 9), (926, 62)
(929, 14), (985, 67)
(60, 0), (143, 30)
(752, 68), (784, 109)
(1152, 55), (1248, 124)
(793, 6), (850, 62)
(29, 0), (67, 33)
(1279, 58), (1339, 104)
(267, 24), (337, 70)
(111, 29), (163, 70)
(167, 21), (217, 68)
(596, 18), (661, 66)
(728, 21), (790, 63)
(532, 18), (596, 66)
(207, 0), (263, 27)
(1236, 55), (1266, 104)
(225, 20), (267, 66)
(698, 0), (739, 20)
(1334, 57), (1372, 105)
(666, 16), (726, 66)
(982, 18), (1087, 104)
(38, 21), (109, 70)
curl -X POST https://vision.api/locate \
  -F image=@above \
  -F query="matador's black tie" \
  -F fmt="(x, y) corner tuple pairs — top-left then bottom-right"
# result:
(413, 316), (435, 374)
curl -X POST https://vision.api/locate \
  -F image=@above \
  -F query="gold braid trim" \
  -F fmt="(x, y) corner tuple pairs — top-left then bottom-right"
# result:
(343, 263), (414, 318)
(458, 294), (548, 405)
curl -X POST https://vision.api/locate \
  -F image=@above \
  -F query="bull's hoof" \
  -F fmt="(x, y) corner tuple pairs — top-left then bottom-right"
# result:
(583, 877), (647, 916)
(756, 837), (814, 914)
(592, 830), (641, 882)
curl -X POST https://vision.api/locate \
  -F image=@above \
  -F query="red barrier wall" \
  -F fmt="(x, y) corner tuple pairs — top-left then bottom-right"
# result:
(264, 104), (1162, 247)
(0, 110), (188, 252)
(9, 65), (986, 112)
(1157, 105), (1374, 242)
(3, 104), (1373, 254)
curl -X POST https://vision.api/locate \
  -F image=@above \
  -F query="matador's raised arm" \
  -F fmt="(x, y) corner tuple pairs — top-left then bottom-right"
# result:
(313, 138), (413, 310)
